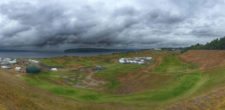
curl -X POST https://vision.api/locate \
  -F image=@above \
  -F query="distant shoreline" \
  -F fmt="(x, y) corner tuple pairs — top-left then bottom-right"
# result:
(0, 51), (121, 58)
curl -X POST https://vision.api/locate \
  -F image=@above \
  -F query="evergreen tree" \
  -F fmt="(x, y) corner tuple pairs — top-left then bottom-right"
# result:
(187, 36), (225, 50)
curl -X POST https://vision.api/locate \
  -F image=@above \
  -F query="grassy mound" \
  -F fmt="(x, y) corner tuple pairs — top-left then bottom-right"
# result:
(22, 51), (205, 109)
(3, 50), (225, 110)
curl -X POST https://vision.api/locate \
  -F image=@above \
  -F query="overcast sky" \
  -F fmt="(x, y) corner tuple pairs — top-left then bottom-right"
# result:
(0, 0), (225, 50)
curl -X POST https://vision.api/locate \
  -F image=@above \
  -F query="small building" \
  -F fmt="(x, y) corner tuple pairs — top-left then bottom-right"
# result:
(145, 57), (152, 60)
(0, 58), (17, 65)
(153, 48), (162, 51)
(95, 65), (104, 71)
(28, 59), (39, 64)
(50, 68), (58, 71)
(15, 67), (22, 71)
(9, 59), (17, 64)
(1, 65), (11, 69)
(119, 58), (126, 64)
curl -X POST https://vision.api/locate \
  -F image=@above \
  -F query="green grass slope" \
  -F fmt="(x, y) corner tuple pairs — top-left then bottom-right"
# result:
(22, 51), (206, 109)
(2, 50), (225, 110)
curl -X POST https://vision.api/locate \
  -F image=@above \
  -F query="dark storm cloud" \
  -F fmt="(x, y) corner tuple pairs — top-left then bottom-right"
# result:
(0, 0), (225, 49)
(146, 9), (185, 25)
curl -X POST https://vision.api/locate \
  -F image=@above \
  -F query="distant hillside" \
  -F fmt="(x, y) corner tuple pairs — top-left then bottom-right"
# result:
(64, 48), (144, 53)
(0, 49), (32, 52)
(0, 49), (52, 52)
(187, 36), (225, 50)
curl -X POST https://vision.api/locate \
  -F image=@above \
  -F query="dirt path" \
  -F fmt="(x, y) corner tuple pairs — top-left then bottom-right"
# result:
(82, 72), (105, 87)
(75, 69), (106, 89)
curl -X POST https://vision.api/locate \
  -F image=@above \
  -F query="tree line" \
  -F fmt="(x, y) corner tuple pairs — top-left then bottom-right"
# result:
(186, 36), (225, 50)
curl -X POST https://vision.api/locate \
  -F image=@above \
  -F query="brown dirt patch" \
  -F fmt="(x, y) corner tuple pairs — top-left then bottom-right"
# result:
(117, 51), (173, 94)
(117, 73), (173, 94)
(166, 85), (225, 110)
(180, 50), (225, 71)
(0, 104), (6, 110)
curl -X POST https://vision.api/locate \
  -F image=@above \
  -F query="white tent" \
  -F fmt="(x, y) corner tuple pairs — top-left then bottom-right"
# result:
(118, 57), (152, 64)
(119, 58), (126, 64)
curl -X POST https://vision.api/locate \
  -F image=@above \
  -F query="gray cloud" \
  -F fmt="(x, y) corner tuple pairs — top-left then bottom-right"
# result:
(0, 0), (225, 50)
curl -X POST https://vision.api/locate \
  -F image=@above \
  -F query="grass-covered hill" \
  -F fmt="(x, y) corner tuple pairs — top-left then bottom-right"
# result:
(2, 50), (225, 110)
